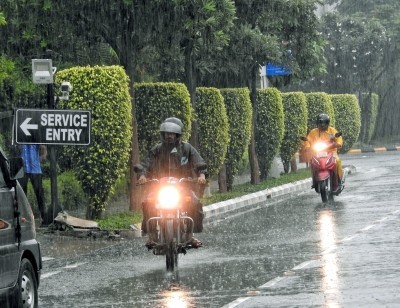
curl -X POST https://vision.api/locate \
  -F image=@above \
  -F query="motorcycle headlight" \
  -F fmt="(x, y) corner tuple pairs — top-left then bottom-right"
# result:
(156, 186), (180, 209)
(313, 142), (328, 152)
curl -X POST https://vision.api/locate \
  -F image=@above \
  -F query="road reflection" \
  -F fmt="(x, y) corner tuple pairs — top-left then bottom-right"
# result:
(318, 208), (340, 308)
(161, 282), (193, 308)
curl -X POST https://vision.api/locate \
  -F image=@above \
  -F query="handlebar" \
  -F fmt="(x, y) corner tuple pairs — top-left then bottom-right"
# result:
(136, 177), (204, 186)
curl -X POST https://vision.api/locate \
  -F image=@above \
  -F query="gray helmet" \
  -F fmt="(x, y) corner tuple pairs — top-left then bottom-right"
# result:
(164, 117), (184, 132)
(316, 113), (330, 131)
(159, 122), (182, 135)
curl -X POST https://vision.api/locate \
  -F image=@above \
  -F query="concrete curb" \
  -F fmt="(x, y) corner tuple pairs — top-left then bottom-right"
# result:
(204, 166), (355, 221)
(348, 145), (400, 154)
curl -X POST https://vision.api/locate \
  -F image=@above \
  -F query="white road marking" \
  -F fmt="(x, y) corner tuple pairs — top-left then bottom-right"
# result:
(221, 297), (250, 308)
(292, 260), (318, 270)
(361, 224), (376, 231)
(64, 262), (86, 269)
(259, 276), (286, 288)
(41, 271), (61, 279)
(42, 256), (55, 262)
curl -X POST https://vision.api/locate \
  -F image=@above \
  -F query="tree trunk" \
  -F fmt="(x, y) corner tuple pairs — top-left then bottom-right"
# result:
(218, 163), (227, 193)
(184, 42), (200, 150)
(290, 155), (297, 173)
(248, 66), (260, 184)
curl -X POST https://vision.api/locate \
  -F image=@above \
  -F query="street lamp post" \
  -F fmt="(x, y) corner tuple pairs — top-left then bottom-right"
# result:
(32, 59), (59, 222)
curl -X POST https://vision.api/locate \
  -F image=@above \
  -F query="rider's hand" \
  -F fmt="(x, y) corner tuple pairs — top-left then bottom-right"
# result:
(197, 174), (206, 185)
(138, 175), (147, 184)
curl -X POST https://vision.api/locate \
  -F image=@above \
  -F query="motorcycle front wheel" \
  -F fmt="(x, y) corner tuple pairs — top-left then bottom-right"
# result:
(320, 180), (328, 203)
(165, 220), (178, 271)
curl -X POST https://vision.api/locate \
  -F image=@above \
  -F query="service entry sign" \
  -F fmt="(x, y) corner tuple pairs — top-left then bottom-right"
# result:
(16, 109), (91, 145)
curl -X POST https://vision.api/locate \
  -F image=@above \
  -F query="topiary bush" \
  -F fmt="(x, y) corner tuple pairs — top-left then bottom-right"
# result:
(330, 94), (361, 153)
(255, 88), (284, 180)
(134, 82), (192, 157)
(195, 87), (229, 178)
(220, 88), (252, 191)
(305, 92), (335, 132)
(280, 92), (308, 173)
(56, 65), (132, 219)
(359, 92), (379, 144)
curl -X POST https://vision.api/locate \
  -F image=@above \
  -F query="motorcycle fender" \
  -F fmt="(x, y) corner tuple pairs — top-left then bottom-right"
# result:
(316, 171), (330, 181)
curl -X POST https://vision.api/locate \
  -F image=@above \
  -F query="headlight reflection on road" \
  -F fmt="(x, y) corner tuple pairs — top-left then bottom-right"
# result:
(161, 287), (192, 308)
(318, 209), (340, 308)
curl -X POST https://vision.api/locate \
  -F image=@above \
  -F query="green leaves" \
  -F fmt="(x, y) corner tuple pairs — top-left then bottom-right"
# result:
(196, 87), (229, 178)
(255, 88), (284, 180)
(56, 65), (132, 219)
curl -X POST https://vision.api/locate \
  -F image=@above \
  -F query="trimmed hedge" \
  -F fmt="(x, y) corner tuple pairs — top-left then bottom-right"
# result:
(255, 88), (284, 180)
(195, 87), (229, 178)
(134, 82), (192, 158)
(305, 92), (335, 132)
(220, 88), (252, 191)
(330, 94), (361, 153)
(359, 92), (379, 144)
(280, 92), (308, 173)
(56, 65), (132, 219)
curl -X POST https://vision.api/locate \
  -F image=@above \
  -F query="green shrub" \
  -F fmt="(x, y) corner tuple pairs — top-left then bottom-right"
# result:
(134, 82), (192, 158)
(359, 92), (379, 144)
(196, 87), (230, 178)
(255, 88), (284, 180)
(280, 92), (308, 173)
(220, 88), (252, 191)
(56, 65), (132, 219)
(330, 94), (361, 153)
(305, 92), (335, 132)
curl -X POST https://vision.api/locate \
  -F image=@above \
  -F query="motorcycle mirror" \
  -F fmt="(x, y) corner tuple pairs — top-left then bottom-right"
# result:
(300, 136), (308, 142)
(133, 164), (144, 173)
(335, 132), (342, 138)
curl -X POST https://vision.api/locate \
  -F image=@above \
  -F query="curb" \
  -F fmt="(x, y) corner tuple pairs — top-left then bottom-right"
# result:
(348, 145), (400, 154)
(204, 166), (355, 222)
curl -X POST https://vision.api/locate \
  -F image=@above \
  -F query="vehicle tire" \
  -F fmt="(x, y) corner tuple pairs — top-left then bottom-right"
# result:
(165, 220), (177, 271)
(320, 181), (328, 203)
(16, 258), (38, 308)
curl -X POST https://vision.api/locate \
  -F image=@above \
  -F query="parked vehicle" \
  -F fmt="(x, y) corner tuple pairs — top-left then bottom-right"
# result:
(0, 147), (42, 308)
(136, 174), (200, 272)
(301, 133), (343, 203)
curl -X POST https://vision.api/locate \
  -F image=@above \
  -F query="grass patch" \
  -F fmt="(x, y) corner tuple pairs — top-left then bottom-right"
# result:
(96, 212), (142, 230)
(98, 168), (311, 228)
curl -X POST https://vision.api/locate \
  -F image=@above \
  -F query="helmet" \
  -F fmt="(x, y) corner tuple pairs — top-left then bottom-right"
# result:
(164, 117), (184, 132)
(159, 121), (182, 145)
(316, 113), (330, 131)
(159, 122), (182, 135)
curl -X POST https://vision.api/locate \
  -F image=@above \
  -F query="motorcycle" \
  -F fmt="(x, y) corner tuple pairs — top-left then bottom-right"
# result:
(135, 168), (201, 271)
(301, 132), (343, 203)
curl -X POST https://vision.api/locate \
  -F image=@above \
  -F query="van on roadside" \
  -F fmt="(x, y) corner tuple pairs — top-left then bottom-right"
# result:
(0, 147), (42, 308)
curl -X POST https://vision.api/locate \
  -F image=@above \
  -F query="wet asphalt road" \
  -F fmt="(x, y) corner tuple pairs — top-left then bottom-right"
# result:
(37, 151), (400, 307)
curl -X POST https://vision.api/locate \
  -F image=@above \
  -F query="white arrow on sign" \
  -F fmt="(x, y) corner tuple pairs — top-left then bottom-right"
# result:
(20, 118), (38, 136)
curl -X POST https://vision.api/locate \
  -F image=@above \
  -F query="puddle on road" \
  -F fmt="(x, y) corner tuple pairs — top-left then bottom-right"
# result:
(37, 232), (118, 258)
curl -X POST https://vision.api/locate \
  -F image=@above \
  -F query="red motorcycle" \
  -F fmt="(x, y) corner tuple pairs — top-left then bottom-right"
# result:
(301, 133), (343, 203)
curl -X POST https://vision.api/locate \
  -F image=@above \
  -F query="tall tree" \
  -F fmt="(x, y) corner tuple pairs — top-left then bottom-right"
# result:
(322, 0), (400, 141)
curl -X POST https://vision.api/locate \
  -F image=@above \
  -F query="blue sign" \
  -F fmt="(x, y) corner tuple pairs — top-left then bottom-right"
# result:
(266, 64), (292, 76)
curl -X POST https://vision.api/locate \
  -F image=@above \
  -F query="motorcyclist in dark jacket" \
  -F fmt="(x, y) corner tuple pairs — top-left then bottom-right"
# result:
(138, 117), (207, 248)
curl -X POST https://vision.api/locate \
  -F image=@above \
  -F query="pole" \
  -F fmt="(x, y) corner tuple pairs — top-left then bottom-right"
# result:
(47, 83), (59, 221)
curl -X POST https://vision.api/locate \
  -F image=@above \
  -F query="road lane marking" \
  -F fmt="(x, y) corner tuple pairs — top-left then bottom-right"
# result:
(292, 260), (318, 270)
(221, 297), (250, 308)
(361, 224), (376, 231)
(64, 262), (86, 269)
(259, 276), (286, 288)
(41, 271), (61, 279)
(42, 256), (55, 262)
